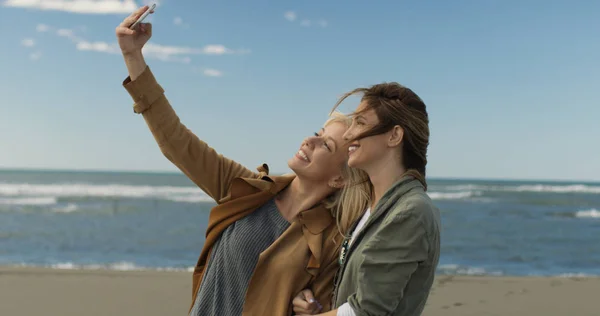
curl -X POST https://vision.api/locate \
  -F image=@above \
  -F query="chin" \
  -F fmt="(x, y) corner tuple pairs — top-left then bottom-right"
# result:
(287, 157), (301, 174)
(348, 155), (362, 169)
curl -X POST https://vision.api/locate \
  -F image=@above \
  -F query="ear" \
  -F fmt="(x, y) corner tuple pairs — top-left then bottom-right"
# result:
(328, 175), (346, 189)
(388, 125), (404, 148)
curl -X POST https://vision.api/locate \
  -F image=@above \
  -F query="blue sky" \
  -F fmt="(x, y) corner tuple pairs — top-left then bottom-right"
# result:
(0, 0), (598, 181)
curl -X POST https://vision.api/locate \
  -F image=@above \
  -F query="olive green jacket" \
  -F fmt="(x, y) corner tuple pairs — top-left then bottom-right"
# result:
(332, 176), (441, 316)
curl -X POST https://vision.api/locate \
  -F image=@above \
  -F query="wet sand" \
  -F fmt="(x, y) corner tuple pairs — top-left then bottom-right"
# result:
(1, 267), (598, 315)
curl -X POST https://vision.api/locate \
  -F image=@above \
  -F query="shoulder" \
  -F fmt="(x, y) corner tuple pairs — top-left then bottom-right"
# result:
(380, 188), (441, 249)
(389, 187), (439, 225)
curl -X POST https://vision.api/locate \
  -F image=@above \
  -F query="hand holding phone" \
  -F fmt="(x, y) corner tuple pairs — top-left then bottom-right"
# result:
(129, 3), (156, 29)
(116, 5), (155, 56)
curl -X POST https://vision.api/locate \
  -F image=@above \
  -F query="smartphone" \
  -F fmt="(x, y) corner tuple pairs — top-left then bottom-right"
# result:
(129, 3), (156, 29)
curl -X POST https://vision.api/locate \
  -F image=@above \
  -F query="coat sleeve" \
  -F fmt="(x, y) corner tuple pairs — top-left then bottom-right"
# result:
(346, 209), (430, 316)
(122, 66), (257, 202)
(310, 248), (340, 312)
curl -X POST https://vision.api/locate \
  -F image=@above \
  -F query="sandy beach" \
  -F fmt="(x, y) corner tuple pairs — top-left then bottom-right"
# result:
(1, 267), (598, 316)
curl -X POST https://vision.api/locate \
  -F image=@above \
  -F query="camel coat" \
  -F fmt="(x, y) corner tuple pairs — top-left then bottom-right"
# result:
(122, 66), (341, 315)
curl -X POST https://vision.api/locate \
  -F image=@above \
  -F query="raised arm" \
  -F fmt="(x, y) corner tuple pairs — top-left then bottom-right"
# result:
(115, 6), (256, 202)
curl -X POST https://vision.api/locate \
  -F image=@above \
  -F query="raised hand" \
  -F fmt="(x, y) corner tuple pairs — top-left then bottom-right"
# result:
(115, 6), (154, 55)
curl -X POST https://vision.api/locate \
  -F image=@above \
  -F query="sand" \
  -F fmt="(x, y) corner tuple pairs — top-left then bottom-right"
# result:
(1, 267), (599, 316)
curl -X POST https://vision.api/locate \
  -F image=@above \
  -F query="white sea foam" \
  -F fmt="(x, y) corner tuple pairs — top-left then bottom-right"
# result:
(52, 203), (79, 213)
(512, 184), (600, 194)
(0, 182), (213, 204)
(558, 273), (591, 278)
(13, 261), (195, 272)
(437, 264), (503, 276)
(575, 209), (600, 219)
(427, 191), (481, 200)
(0, 196), (58, 205)
(439, 183), (600, 194)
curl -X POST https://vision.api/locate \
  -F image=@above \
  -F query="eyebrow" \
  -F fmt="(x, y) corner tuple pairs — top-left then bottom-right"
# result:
(319, 128), (338, 152)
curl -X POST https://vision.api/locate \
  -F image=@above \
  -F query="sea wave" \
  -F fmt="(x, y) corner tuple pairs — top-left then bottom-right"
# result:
(10, 261), (195, 272)
(512, 184), (600, 194)
(575, 209), (600, 219)
(0, 197), (58, 205)
(428, 191), (481, 200)
(52, 203), (79, 213)
(437, 264), (503, 276)
(0, 182), (213, 204)
(439, 183), (600, 194)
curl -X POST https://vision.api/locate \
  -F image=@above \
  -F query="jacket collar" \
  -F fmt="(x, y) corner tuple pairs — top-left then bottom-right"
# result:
(228, 164), (334, 272)
(342, 175), (423, 267)
(369, 175), (424, 222)
(234, 164), (334, 234)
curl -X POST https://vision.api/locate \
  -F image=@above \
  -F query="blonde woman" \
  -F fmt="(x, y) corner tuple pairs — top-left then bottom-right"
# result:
(115, 6), (371, 316)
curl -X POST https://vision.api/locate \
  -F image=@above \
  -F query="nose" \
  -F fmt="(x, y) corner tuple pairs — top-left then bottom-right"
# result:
(303, 136), (317, 149)
(343, 126), (354, 141)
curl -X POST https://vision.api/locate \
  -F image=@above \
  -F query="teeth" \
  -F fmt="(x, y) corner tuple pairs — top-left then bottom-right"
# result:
(348, 145), (358, 153)
(298, 150), (309, 161)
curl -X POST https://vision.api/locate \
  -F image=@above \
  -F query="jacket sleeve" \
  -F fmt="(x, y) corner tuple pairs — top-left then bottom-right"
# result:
(347, 208), (430, 316)
(311, 248), (340, 312)
(122, 66), (257, 202)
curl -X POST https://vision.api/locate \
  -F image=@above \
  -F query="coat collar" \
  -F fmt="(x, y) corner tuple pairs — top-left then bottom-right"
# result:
(226, 164), (335, 273)
(233, 164), (334, 235)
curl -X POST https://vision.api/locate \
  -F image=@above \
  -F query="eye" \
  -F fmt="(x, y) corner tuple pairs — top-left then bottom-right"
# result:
(352, 117), (364, 126)
(314, 132), (331, 151)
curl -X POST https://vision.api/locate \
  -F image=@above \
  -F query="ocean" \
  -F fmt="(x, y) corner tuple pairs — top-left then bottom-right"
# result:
(1, 169), (599, 276)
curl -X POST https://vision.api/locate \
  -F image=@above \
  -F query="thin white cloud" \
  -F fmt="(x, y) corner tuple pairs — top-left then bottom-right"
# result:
(3, 0), (138, 14)
(203, 69), (222, 77)
(38, 25), (247, 65)
(76, 40), (120, 54)
(36, 23), (49, 32)
(21, 38), (35, 47)
(284, 11), (328, 28)
(284, 11), (296, 22)
(172, 16), (190, 29)
(29, 51), (42, 60)
(56, 28), (83, 42)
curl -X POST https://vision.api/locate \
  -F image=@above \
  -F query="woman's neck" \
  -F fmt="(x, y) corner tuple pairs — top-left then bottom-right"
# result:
(275, 177), (334, 222)
(366, 156), (406, 210)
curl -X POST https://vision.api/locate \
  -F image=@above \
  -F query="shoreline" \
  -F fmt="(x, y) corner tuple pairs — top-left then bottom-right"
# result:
(1, 263), (596, 277)
(1, 267), (599, 315)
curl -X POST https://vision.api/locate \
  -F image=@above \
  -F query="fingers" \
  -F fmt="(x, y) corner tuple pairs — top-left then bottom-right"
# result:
(302, 289), (322, 312)
(116, 22), (151, 38)
(115, 25), (135, 36)
(119, 5), (151, 28)
(139, 23), (152, 36)
(292, 296), (312, 313)
(302, 289), (315, 303)
(292, 290), (322, 315)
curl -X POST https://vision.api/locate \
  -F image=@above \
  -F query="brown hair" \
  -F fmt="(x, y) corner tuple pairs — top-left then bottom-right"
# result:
(323, 112), (372, 238)
(331, 82), (430, 190)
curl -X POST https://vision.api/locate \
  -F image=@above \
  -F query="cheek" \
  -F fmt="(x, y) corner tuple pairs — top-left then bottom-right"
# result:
(314, 152), (345, 173)
(356, 140), (379, 158)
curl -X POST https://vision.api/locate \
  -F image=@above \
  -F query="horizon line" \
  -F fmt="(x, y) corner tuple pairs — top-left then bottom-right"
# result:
(0, 166), (598, 184)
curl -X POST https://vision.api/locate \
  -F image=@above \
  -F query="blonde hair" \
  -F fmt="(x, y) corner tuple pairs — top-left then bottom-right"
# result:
(323, 112), (373, 238)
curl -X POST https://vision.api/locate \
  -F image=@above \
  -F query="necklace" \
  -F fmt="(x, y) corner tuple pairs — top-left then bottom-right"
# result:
(338, 238), (350, 265)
